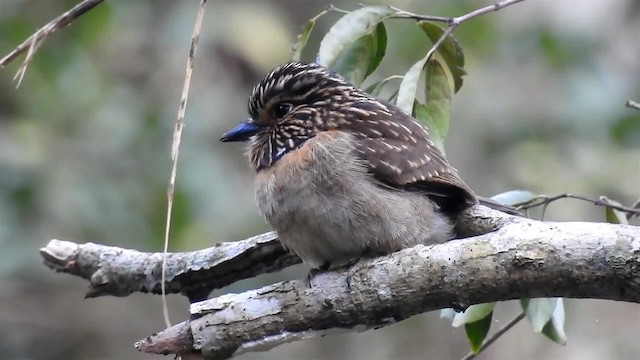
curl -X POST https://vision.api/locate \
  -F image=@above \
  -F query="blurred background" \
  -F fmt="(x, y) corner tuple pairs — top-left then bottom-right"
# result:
(0, 0), (638, 359)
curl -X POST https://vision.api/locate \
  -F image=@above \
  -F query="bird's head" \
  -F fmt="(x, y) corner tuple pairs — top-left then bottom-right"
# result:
(220, 62), (390, 170)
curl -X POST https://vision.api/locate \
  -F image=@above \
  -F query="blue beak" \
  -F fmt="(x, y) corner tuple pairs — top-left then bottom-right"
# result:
(220, 121), (262, 142)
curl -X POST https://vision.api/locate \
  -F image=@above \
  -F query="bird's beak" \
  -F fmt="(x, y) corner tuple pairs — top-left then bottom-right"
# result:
(220, 121), (262, 142)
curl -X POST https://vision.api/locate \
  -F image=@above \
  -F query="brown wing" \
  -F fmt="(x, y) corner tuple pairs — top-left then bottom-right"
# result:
(349, 103), (477, 212)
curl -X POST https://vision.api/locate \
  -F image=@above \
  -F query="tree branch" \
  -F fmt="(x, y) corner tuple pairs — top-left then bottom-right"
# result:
(39, 206), (501, 301)
(131, 212), (639, 359)
(39, 207), (640, 359)
(40, 231), (299, 302)
(400, 0), (526, 65)
(625, 99), (640, 111)
(515, 193), (640, 218)
(0, 0), (104, 86)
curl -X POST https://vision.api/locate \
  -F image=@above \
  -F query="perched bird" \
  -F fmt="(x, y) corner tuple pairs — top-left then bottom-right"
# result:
(221, 61), (503, 269)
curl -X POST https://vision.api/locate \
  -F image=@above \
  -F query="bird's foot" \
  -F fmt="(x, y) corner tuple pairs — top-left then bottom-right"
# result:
(305, 261), (331, 288)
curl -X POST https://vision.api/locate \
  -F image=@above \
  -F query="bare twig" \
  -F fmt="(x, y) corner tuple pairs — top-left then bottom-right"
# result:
(0, 0), (104, 86)
(326, 4), (350, 14)
(388, 6), (451, 23)
(161, 0), (208, 328)
(461, 312), (526, 360)
(625, 100), (640, 111)
(403, 0), (526, 64)
(515, 193), (640, 218)
(331, 1), (526, 68)
(433, 0), (523, 60)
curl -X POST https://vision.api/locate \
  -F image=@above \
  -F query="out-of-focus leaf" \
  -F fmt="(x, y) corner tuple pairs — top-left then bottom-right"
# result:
(366, 23), (387, 77)
(291, 8), (331, 62)
(418, 21), (466, 93)
(73, 2), (112, 45)
(541, 298), (568, 345)
(464, 311), (493, 353)
(601, 196), (629, 225)
(605, 207), (629, 225)
(521, 298), (557, 333)
(412, 55), (452, 151)
(452, 303), (495, 327)
(491, 190), (537, 206)
(318, 6), (395, 69)
(364, 75), (403, 97)
(537, 30), (571, 70)
(291, 18), (317, 62)
(610, 114), (640, 148)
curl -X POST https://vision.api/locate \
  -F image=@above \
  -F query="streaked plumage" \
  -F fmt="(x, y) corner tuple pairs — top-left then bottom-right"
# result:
(221, 61), (480, 268)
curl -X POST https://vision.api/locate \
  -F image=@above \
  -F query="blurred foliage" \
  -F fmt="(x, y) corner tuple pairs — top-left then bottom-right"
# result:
(0, 1), (639, 360)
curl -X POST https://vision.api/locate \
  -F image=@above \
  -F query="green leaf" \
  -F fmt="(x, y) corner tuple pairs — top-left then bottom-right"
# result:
(464, 311), (493, 353)
(291, 19), (317, 62)
(411, 55), (452, 152)
(73, 1), (112, 46)
(418, 21), (466, 93)
(452, 303), (496, 327)
(605, 207), (629, 225)
(521, 298), (558, 333)
(318, 6), (396, 69)
(541, 298), (568, 345)
(610, 114), (640, 148)
(396, 53), (429, 114)
(491, 190), (537, 206)
(364, 75), (403, 97)
(329, 33), (374, 85)
(450, 303), (495, 354)
(329, 23), (387, 86)
(601, 196), (629, 225)
(291, 8), (332, 62)
(366, 23), (387, 77)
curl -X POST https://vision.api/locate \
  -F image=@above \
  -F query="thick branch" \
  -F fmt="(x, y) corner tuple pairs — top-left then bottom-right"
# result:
(40, 231), (299, 301)
(40, 206), (501, 301)
(135, 218), (639, 359)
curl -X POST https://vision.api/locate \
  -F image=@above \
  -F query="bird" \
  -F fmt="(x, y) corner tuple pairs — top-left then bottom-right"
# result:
(221, 61), (509, 270)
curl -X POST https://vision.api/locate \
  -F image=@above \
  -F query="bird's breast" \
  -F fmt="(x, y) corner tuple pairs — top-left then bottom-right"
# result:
(254, 131), (361, 221)
(253, 130), (453, 268)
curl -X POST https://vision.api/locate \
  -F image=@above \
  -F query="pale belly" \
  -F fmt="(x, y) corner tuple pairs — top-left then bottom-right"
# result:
(253, 133), (453, 269)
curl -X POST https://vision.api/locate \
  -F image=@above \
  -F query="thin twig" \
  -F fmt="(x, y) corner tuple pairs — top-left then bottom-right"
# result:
(326, 4), (350, 14)
(418, 0), (526, 67)
(388, 6), (451, 23)
(625, 100), (640, 111)
(461, 312), (526, 360)
(0, 0), (104, 86)
(161, 0), (208, 328)
(515, 193), (640, 218)
(455, 0), (526, 23)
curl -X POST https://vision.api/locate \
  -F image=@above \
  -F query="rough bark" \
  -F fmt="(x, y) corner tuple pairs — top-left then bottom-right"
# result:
(39, 206), (499, 301)
(40, 231), (299, 301)
(40, 207), (640, 359)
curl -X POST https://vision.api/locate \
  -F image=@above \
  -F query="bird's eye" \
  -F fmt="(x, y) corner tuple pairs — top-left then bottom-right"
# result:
(273, 103), (291, 121)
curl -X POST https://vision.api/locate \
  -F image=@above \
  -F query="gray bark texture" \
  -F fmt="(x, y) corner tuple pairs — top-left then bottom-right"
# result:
(40, 206), (640, 359)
